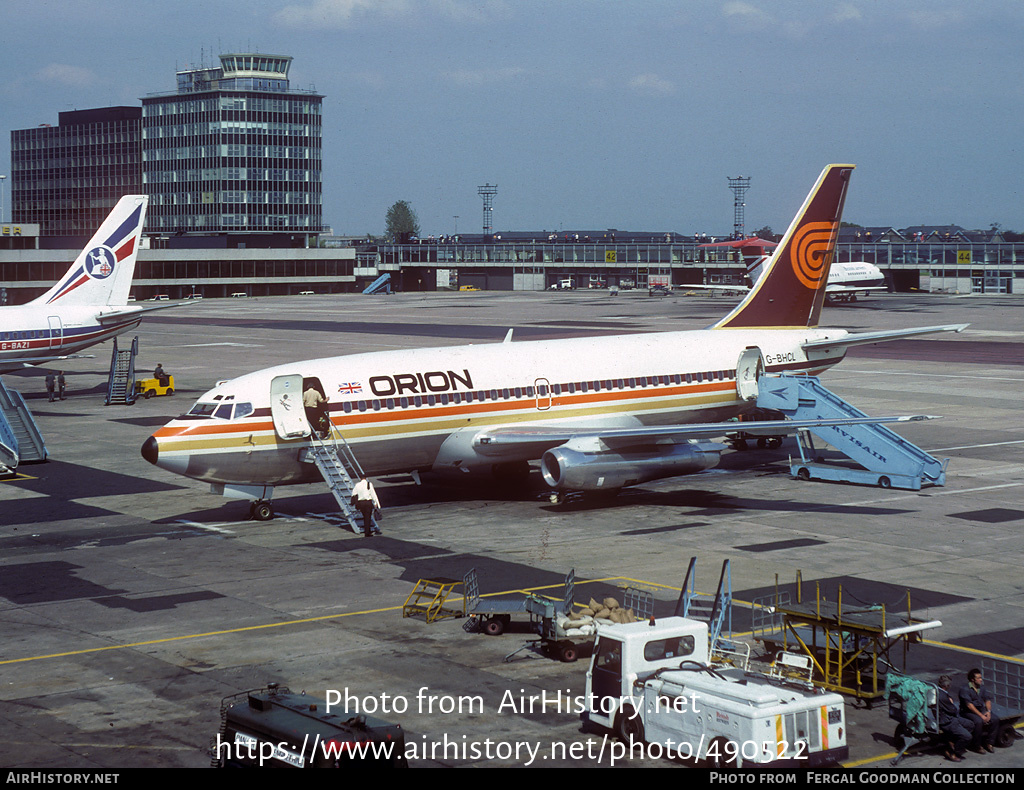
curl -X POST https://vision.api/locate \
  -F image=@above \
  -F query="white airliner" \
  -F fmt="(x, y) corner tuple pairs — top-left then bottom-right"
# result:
(696, 239), (887, 302)
(0, 195), (176, 374)
(142, 165), (966, 519)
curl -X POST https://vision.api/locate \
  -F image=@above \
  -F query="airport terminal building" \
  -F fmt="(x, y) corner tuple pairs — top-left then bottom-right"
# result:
(4, 51), (1024, 302)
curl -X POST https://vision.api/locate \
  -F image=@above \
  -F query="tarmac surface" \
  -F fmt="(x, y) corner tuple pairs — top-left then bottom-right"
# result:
(1, 289), (1022, 770)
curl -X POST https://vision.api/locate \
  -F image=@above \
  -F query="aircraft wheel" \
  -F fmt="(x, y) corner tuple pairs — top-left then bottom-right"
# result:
(878, 476), (892, 489)
(252, 501), (274, 521)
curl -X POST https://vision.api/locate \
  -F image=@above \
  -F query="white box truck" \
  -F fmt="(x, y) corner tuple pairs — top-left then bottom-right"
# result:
(583, 616), (848, 768)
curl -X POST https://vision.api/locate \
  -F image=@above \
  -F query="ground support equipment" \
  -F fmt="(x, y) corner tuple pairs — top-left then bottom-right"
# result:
(752, 575), (941, 705)
(756, 373), (948, 490)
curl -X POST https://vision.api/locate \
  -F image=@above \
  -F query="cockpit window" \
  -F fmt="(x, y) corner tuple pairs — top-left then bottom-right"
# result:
(235, 402), (254, 419)
(215, 404), (233, 420)
(187, 402), (218, 418)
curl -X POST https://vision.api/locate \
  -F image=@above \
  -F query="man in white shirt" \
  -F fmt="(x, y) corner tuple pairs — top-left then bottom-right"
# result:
(351, 475), (380, 537)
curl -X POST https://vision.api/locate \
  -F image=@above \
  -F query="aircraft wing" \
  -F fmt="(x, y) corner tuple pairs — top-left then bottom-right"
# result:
(472, 414), (937, 458)
(802, 323), (968, 353)
(826, 285), (889, 294)
(0, 354), (95, 372)
(96, 301), (191, 324)
(679, 284), (750, 294)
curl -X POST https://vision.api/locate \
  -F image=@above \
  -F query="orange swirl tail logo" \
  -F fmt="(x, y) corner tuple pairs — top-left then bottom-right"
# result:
(790, 221), (837, 290)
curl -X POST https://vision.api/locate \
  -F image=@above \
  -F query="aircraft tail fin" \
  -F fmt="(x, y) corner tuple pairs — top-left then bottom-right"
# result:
(713, 164), (853, 329)
(30, 195), (148, 308)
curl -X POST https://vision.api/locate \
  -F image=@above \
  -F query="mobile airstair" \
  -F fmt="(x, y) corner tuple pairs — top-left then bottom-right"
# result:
(362, 273), (392, 295)
(0, 378), (47, 472)
(675, 557), (741, 664)
(105, 336), (139, 405)
(756, 373), (947, 491)
(307, 430), (380, 534)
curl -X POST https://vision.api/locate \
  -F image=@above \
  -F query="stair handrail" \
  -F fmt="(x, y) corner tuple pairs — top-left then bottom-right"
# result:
(104, 337), (120, 405)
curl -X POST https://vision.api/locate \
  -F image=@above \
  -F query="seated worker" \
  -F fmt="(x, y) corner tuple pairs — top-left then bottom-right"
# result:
(960, 668), (1000, 753)
(937, 675), (973, 762)
(154, 364), (169, 386)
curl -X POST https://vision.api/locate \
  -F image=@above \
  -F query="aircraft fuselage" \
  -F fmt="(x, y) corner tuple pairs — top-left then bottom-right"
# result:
(144, 326), (850, 487)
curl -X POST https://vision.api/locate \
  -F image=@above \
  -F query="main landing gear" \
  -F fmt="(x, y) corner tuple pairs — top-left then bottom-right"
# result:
(249, 500), (274, 521)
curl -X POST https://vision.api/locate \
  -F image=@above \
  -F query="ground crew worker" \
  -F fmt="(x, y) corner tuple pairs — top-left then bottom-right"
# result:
(350, 475), (380, 537)
(57, 371), (66, 400)
(960, 668), (1000, 753)
(45, 372), (56, 402)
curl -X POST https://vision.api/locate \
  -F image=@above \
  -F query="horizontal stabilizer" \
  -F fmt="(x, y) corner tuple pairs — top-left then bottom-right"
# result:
(802, 323), (968, 352)
(96, 301), (191, 324)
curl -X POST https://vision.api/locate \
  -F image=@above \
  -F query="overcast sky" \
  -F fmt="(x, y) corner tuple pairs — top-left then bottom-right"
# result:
(3, 0), (1022, 236)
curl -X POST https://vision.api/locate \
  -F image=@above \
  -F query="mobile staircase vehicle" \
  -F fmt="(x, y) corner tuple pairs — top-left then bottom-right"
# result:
(363, 274), (392, 295)
(0, 378), (47, 472)
(756, 373), (947, 490)
(304, 429), (380, 534)
(105, 335), (138, 405)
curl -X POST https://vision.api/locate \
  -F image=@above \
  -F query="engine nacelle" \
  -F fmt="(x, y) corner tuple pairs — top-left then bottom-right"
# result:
(540, 440), (724, 491)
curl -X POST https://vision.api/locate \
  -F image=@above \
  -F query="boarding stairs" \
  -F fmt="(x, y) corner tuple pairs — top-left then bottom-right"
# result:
(362, 273), (392, 295)
(105, 336), (138, 405)
(308, 430), (380, 534)
(675, 557), (735, 661)
(0, 378), (47, 471)
(756, 373), (947, 491)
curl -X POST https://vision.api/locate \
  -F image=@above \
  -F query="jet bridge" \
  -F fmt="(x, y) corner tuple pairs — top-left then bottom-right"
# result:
(756, 373), (948, 490)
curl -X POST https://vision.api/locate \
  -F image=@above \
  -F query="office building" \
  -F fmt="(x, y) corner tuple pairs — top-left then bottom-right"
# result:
(10, 107), (143, 246)
(141, 52), (323, 246)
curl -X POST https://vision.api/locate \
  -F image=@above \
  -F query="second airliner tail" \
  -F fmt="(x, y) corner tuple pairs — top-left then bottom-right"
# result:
(30, 195), (148, 308)
(713, 164), (853, 329)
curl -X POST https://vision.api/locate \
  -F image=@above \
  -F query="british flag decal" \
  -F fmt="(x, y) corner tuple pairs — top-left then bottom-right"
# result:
(338, 382), (363, 394)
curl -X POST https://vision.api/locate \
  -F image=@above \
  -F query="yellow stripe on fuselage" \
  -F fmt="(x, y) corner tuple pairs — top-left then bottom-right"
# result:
(157, 383), (739, 457)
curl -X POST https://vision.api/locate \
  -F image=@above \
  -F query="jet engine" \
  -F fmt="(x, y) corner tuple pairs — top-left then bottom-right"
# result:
(540, 438), (725, 492)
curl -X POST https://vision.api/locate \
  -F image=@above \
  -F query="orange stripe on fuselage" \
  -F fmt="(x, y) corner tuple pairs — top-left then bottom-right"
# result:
(155, 380), (738, 440)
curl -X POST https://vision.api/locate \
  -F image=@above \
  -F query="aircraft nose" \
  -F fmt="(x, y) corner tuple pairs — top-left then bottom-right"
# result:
(141, 435), (159, 465)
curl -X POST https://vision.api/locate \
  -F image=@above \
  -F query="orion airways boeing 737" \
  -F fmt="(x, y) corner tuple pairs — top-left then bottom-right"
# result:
(0, 195), (180, 374)
(142, 165), (966, 520)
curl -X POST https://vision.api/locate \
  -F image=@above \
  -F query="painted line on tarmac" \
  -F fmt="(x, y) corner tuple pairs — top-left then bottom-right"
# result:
(0, 576), (631, 667)
(842, 369), (1024, 382)
(930, 439), (1024, 452)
